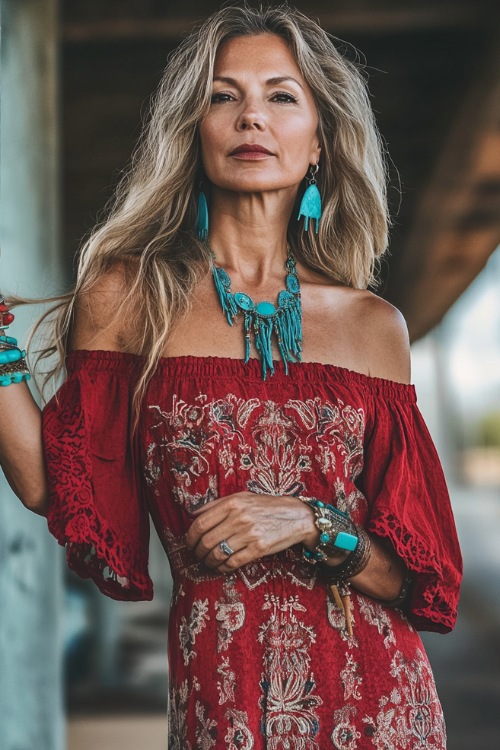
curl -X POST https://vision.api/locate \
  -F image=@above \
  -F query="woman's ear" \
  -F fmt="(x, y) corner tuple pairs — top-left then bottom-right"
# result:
(310, 137), (321, 166)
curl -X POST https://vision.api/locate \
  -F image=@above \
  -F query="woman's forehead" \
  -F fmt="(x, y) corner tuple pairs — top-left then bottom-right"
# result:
(213, 34), (302, 80)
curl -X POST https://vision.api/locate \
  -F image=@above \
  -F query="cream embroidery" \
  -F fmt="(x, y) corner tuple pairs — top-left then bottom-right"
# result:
(359, 598), (397, 650)
(215, 576), (245, 652)
(224, 708), (255, 749)
(179, 598), (210, 666)
(195, 700), (217, 749)
(258, 593), (322, 748)
(145, 393), (366, 521)
(332, 705), (361, 750)
(362, 649), (446, 749)
(217, 656), (237, 706)
(340, 654), (363, 702)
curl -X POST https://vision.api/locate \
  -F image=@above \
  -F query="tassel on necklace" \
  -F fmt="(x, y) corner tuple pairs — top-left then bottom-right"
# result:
(209, 246), (302, 380)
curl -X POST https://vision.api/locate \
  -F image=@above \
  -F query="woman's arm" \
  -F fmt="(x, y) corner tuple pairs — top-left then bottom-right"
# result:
(0, 272), (126, 515)
(0, 383), (48, 514)
(326, 295), (412, 601)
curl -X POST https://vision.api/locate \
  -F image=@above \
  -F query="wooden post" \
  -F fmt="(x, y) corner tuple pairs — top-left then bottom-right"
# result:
(0, 1), (64, 748)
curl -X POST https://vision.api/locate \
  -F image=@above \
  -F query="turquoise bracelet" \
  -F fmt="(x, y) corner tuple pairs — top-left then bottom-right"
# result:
(0, 335), (31, 385)
(0, 335), (18, 346)
(0, 347), (25, 365)
(0, 371), (31, 386)
(298, 496), (359, 563)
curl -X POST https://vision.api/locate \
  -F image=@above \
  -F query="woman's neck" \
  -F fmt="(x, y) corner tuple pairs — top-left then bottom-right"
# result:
(207, 188), (295, 283)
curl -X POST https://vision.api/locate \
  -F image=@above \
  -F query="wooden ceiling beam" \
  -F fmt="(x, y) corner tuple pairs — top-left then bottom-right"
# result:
(62, 5), (488, 44)
(389, 32), (500, 341)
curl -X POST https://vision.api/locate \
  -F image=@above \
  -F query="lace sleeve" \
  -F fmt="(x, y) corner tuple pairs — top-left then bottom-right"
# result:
(357, 389), (462, 633)
(42, 351), (153, 601)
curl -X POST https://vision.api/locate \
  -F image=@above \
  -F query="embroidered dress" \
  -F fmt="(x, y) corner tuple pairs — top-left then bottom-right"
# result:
(43, 352), (462, 750)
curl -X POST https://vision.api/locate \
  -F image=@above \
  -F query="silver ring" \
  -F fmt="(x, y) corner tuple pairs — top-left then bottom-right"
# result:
(219, 539), (234, 557)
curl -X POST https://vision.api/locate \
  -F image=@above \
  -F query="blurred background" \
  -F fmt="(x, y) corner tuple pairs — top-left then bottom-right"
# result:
(1, 1), (499, 748)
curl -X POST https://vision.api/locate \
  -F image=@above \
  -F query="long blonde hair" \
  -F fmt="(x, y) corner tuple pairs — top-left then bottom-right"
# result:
(20, 3), (392, 414)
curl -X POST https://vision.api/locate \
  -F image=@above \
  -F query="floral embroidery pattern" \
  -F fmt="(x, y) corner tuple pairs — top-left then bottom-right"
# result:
(224, 708), (255, 749)
(168, 679), (193, 750)
(359, 598), (397, 649)
(195, 700), (218, 749)
(217, 656), (237, 705)
(340, 654), (362, 702)
(215, 576), (245, 652)
(179, 598), (210, 666)
(286, 399), (365, 481)
(362, 649), (446, 749)
(145, 394), (366, 519)
(331, 705), (361, 750)
(258, 594), (322, 748)
(146, 396), (220, 511)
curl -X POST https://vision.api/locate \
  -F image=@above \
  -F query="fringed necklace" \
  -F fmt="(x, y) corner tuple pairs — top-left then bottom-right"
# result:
(209, 247), (302, 379)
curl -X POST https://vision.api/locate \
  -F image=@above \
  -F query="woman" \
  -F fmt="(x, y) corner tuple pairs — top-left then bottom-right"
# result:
(0, 5), (462, 748)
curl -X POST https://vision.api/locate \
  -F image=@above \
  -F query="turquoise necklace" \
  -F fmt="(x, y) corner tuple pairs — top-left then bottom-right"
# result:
(209, 247), (302, 379)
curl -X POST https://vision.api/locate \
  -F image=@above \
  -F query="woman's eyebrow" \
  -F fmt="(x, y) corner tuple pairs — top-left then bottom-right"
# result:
(213, 75), (304, 91)
(266, 76), (304, 90)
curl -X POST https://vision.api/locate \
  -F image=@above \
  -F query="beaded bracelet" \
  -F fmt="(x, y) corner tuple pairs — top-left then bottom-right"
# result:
(298, 496), (359, 563)
(0, 301), (31, 386)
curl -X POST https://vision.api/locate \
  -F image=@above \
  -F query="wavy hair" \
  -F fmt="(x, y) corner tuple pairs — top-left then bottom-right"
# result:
(14, 3), (392, 418)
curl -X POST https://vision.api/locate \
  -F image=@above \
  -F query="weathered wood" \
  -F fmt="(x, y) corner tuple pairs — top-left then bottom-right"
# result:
(388, 29), (500, 339)
(62, 2), (488, 43)
(63, 3), (480, 44)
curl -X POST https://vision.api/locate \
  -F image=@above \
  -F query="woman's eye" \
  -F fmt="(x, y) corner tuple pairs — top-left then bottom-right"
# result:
(271, 92), (298, 104)
(211, 92), (234, 104)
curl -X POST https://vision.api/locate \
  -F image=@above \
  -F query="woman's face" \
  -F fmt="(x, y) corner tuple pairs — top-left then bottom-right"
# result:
(199, 34), (321, 196)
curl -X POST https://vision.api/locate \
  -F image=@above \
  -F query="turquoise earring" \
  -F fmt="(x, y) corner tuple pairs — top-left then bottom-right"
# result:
(297, 164), (322, 233)
(196, 190), (209, 240)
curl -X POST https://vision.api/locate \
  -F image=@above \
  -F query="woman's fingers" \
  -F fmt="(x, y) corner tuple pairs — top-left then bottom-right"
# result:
(192, 520), (239, 560)
(186, 492), (311, 571)
(203, 536), (246, 569)
(185, 498), (234, 548)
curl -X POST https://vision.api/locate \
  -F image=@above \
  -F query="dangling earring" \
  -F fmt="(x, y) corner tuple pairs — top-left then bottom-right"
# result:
(196, 188), (209, 240)
(297, 164), (322, 234)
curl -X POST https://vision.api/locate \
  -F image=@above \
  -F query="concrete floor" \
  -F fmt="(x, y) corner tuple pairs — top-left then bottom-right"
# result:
(68, 716), (167, 750)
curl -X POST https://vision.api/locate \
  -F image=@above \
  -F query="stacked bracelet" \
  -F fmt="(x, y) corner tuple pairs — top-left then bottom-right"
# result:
(0, 299), (31, 386)
(298, 496), (373, 639)
(322, 528), (372, 583)
(321, 529), (371, 638)
(298, 496), (359, 563)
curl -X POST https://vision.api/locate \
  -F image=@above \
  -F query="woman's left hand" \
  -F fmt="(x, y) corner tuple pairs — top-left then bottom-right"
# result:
(185, 491), (318, 573)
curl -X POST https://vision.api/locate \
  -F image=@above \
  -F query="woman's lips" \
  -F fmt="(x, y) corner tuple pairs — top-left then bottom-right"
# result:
(229, 144), (274, 160)
(231, 151), (273, 160)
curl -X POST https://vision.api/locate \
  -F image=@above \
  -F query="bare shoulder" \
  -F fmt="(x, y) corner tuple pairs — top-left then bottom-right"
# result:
(70, 263), (132, 352)
(348, 289), (411, 384)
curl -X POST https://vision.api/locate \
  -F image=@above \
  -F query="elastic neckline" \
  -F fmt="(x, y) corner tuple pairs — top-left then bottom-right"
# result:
(66, 349), (417, 401)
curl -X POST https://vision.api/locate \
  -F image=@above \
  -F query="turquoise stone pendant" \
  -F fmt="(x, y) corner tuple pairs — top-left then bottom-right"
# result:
(210, 248), (302, 379)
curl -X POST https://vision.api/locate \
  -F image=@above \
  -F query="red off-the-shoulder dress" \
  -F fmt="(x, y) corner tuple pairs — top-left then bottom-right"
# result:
(43, 351), (462, 750)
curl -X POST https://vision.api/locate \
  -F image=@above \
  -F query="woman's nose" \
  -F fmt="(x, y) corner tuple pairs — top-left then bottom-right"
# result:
(236, 101), (266, 131)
